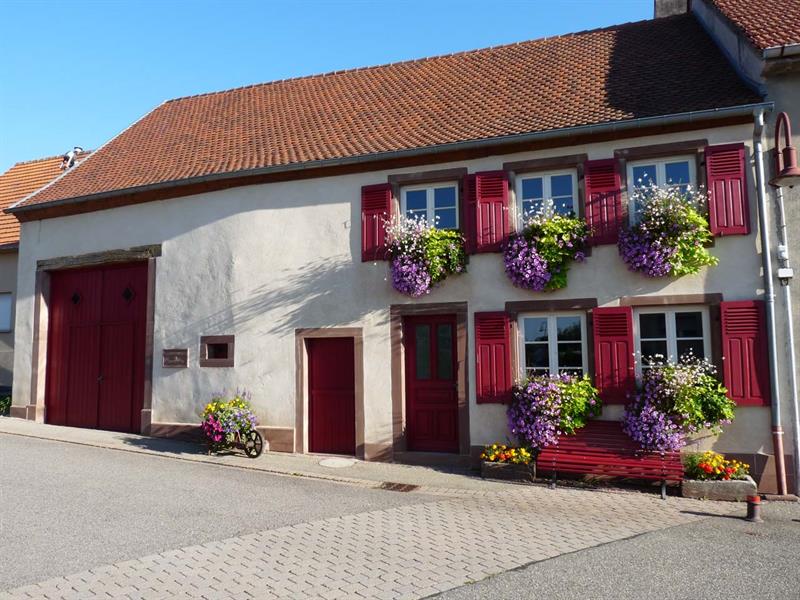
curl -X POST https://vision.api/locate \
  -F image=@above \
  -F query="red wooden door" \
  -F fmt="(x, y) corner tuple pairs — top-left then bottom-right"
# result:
(307, 337), (356, 455)
(46, 262), (148, 433)
(404, 315), (459, 453)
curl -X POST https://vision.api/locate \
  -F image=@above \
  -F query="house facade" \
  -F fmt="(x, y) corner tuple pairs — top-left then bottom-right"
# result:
(6, 7), (798, 492)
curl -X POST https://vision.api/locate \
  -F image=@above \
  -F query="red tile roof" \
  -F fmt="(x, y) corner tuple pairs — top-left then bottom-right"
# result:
(708, 0), (800, 50)
(15, 14), (762, 211)
(0, 156), (65, 246)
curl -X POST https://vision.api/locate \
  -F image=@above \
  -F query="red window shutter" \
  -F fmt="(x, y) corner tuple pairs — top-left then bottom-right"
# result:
(361, 183), (392, 261)
(461, 174), (477, 254)
(705, 143), (750, 236)
(592, 306), (635, 404)
(474, 171), (509, 252)
(584, 159), (623, 245)
(475, 311), (512, 404)
(721, 300), (770, 406)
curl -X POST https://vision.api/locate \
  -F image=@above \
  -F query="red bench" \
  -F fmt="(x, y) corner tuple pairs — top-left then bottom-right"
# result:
(536, 420), (683, 499)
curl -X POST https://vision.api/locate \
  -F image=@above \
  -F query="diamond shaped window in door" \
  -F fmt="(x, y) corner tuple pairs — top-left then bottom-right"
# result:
(71, 291), (82, 305)
(122, 286), (135, 303)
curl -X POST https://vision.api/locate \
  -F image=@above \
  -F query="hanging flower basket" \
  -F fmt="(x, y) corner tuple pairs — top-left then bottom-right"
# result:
(618, 184), (718, 278)
(503, 213), (588, 292)
(385, 216), (466, 297)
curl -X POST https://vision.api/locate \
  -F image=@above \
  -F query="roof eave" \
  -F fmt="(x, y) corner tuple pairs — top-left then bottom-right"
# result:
(763, 42), (800, 59)
(7, 101), (773, 216)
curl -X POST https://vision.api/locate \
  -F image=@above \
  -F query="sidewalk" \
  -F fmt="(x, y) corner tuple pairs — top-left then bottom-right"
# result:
(0, 417), (521, 495)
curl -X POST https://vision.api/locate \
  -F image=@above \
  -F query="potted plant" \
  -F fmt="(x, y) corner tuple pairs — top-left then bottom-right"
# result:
(385, 215), (466, 297)
(480, 444), (535, 482)
(503, 210), (588, 292)
(682, 451), (756, 501)
(623, 355), (736, 454)
(618, 184), (718, 278)
(506, 373), (601, 475)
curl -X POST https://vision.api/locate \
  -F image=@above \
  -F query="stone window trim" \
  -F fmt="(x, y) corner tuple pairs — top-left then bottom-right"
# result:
(199, 335), (235, 368)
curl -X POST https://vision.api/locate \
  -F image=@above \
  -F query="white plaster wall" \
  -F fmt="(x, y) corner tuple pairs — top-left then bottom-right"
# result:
(0, 251), (17, 389)
(12, 123), (777, 456)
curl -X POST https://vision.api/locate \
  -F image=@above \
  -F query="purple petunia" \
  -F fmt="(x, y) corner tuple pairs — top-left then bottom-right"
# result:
(390, 255), (432, 298)
(503, 235), (552, 292)
(618, 228), (676, 278)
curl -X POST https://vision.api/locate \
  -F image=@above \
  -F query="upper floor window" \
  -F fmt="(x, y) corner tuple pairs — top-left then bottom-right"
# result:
(516, 171), (577, 220)
(401, 183), (458, 229)
(519, 313), (587, 378)
(0, 293), (11, 332)
(627, 156), (696, 222)
(634, 306), (709, 373)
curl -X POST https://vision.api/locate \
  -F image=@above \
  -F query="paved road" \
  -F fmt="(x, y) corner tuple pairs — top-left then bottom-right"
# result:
(437, 501), (800, 600)
(0, 434), (426, 590)
(0, 432), (772, 600)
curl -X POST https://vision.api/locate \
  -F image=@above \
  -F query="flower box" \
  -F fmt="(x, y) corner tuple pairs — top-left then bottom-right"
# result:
(481, 461), (536, 483)
(681, 475), (757, 502)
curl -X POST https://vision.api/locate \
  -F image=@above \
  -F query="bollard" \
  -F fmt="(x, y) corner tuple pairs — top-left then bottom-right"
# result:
(745, 495), (763, 522)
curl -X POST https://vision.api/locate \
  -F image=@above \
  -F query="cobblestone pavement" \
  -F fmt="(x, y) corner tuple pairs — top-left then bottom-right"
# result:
(2, 483), (738, 600)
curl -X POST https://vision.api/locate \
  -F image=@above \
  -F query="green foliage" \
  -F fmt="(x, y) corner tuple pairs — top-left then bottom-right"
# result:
(424, 228), (467, 284)
(669, 203), (718, 276)
(519, 214), (589, 290)
(0, 395), (10, 416)
(557, 375), (601, 434)
(664, 363), (735, 433)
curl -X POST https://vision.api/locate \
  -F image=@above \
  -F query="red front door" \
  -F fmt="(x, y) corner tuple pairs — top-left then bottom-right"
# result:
(404, 315), (458, 453)
(308, 337), (356, 455)
(46, 262), (148, 433)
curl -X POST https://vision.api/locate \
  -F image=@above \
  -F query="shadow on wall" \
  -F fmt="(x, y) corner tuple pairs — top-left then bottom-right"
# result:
(167, 256), (389, 346)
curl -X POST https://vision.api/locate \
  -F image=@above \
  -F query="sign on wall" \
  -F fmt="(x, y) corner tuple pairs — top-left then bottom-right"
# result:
(163, 348), (189, 368)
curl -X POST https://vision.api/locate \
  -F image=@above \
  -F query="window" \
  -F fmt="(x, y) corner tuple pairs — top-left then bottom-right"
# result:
(0, 293), (11, 332)
(401, 183), (458, 229)
(199, 335), (235, 367)
(519, 313), (587, 377)
(634, 307), (709, 373)
(515, 170), (577, 221)
(627, 156), (696, 222)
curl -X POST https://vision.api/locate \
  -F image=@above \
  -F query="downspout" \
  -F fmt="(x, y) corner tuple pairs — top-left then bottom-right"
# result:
(753, 107), (788, 495)
(774, 184), (800, 496)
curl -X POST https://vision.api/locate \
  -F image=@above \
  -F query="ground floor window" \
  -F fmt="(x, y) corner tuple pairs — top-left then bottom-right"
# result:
(634, 306), (710, 372)
(518, 313), (587, 377)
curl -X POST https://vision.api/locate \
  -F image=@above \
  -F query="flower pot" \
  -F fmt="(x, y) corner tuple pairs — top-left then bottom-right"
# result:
(481, 461), (536, 483)
(681, 475), (757, 502)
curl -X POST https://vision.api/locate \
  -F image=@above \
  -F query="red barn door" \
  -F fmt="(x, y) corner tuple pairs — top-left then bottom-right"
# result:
(46, 262), (148, 433)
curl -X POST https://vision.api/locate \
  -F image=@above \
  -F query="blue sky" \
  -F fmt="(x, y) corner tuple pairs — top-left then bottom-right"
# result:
(0, 0), (652, 172)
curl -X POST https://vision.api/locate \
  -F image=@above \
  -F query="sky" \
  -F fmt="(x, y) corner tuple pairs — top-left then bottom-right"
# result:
(0, 0), (653, 172)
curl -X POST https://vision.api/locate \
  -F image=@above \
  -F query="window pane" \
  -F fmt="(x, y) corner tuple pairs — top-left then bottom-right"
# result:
(677, 339), (705, 359)
(632, 165), (657, 188)
(641, 340), (668, 363)
(556, 316), (581, 341)
(524, 318), (548, 342)
(434, 207), (457, 229)
(521, 177), (543, 200)
(553, 196), (574, 216)
(557, 343), (583, 368)
(639, 313), (667, 339)
(522, 199), (544, 217)
(415, 325), (431, 380)
(0, 293), (11, 331)
(433, 186), (456, 208)
(405, 190), (427, 219)
(525, 344), (549, 370)
(675, 312), (703, 338)
(665, 161), (691, 187)
(550, 174), (573, 198)
(436, 324), (453, 380)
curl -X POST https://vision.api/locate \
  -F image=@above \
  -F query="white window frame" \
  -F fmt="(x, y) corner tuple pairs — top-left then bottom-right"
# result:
(514, 169), (578, 226)
(517, 312), (588, 378)
(0, 292), (12, 333)
(626, 155), (696, 224)
(633, 306), (710, 376)
(400, 182), (459, 229)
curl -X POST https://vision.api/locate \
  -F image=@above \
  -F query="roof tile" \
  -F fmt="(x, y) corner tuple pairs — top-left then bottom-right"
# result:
(0, 156), (65, 246)
(709, 0), (800, 50)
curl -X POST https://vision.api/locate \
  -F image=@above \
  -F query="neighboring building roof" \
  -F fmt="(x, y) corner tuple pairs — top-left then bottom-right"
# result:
(15, 14), (762, 211)
(0, 156), (65, 247)
(707, 0), (800, 50)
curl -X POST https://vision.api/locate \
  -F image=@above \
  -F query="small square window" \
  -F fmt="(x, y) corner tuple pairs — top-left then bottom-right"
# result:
(627, 156), (696, 224)
(200, 335), (235, 367)
(401, 183), (459, 229)
(516, 170), (576, 224)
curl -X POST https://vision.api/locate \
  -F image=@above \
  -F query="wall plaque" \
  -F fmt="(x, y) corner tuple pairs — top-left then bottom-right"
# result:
(163, 348), (188, 368)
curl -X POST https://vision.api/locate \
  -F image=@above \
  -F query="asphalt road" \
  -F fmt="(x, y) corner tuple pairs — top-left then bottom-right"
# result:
(437, 500), (800, 600)
(0, 433), (428, 590)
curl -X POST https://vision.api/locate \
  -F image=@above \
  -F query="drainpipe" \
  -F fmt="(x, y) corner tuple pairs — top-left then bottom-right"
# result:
(773, 184), (800, 495)
(753, 107), (788, 495)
